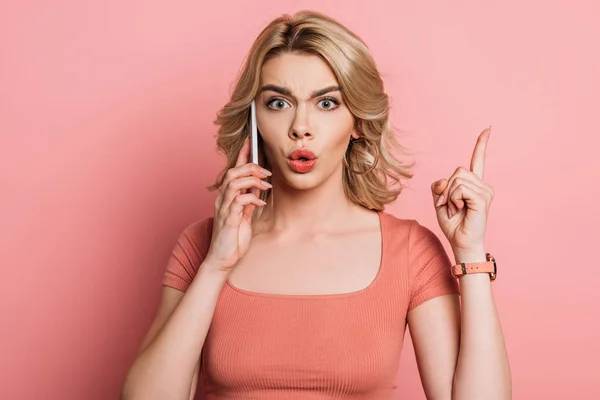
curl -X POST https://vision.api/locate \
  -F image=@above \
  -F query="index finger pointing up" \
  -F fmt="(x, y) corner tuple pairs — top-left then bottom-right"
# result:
(470, 126), (492, 179)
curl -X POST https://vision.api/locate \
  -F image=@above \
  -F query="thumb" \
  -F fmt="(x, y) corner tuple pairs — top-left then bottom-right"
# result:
(431, 178), (448, 206)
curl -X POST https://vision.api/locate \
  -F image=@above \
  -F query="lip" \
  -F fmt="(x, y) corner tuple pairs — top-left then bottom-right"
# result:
(288, 148), (316, 161)
(287, 148), (317, 173)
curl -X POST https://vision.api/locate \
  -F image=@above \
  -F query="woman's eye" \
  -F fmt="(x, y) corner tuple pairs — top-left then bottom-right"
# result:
(267, 99), (290, 110)
(318, 98), (339, 110)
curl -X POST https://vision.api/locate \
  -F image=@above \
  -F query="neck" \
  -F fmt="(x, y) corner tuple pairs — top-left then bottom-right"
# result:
(258, 166), (358, 235)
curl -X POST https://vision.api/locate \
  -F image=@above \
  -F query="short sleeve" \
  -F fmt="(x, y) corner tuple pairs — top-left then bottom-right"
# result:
(162, 217), (214, 292)
(407, 220), (459, 311)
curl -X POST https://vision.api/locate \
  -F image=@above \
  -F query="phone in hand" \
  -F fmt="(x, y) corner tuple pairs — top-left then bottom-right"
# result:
(250, 100), (259, 165)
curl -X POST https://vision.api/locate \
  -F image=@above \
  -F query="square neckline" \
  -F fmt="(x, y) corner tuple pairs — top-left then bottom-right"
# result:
(224, 211), (388, 300)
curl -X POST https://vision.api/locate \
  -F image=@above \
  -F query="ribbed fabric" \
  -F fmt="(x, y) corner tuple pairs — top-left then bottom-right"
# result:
(162, 211), (459, 399)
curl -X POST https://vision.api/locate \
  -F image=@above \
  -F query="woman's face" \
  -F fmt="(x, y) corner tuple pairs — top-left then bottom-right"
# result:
(256, 53), (358, 190)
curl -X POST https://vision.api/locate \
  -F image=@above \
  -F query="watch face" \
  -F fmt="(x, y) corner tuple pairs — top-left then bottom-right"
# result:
(486, 253), (497, 280)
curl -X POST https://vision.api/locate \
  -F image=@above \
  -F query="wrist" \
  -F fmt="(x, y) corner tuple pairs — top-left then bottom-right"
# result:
(452, 246), (487, 264)
(200, 260), (231, 280)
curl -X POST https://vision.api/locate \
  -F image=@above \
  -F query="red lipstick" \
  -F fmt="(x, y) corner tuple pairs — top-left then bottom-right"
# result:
(287, 148), (317, 173)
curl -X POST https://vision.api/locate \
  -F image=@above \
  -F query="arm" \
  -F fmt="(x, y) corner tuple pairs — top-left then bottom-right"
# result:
(121, 138), (270, 400)
(408, 253), (511, 400)
(413, 126), (511, 399)
(450, 251), (511, 399)
(407, 294), (460, 400)
(405, 221), (460, 400)
(121, 266), (228, 400)
(124, 287), (200, 400)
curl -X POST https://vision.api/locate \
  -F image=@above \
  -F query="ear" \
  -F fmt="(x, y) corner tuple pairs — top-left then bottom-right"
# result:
(351, 131), (360, 140)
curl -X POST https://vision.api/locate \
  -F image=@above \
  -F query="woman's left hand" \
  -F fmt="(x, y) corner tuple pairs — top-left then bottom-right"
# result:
(431, 127), (494, 260)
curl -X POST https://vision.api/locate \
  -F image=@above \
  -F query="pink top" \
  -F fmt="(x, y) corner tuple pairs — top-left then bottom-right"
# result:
(162, 211), (459, 399)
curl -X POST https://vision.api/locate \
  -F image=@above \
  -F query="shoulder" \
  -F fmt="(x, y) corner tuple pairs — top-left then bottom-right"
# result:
(379, 210), (416, 239)
(180, 217), (214, 242)
(379, 211), (457, 306)
(175, 217), (215, 257)
(162, 217), (215, 291)
(379, 211), (413, 229)
(379, 211), (445, 252)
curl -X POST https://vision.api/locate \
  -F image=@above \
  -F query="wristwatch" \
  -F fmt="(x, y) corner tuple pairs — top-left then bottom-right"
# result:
(451, 252), (497, 281)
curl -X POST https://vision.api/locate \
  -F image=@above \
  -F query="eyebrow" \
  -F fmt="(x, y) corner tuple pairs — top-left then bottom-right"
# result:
(259, 84), (341, 99)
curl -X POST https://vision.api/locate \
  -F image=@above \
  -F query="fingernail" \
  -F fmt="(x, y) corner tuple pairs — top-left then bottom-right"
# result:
(261, 180), (272, 188)
(261, 168), (272, 176)
(435, 194), (445, 207)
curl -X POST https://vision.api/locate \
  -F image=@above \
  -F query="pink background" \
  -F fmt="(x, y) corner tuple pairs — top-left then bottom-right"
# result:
(1, 1), (598, 399)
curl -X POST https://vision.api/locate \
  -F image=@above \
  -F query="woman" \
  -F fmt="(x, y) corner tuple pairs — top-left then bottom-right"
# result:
(121, 10), (511, 400)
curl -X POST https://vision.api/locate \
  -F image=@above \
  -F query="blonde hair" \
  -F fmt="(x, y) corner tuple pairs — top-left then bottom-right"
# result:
(209, 10), (413, 211)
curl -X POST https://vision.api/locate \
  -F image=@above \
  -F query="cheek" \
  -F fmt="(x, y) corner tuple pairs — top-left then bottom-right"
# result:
(318, 111), (354, 146)
(256, 111), (291, 144)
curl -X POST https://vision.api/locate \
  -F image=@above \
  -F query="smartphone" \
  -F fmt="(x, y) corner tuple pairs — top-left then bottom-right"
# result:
(250, 100), (259, 165)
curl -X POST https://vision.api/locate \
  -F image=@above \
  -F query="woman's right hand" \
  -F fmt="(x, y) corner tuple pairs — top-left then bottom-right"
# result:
(204, 138), (272, 274)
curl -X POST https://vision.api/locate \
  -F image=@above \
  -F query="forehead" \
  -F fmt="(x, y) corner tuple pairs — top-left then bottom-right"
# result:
(260, 53), (339, 96)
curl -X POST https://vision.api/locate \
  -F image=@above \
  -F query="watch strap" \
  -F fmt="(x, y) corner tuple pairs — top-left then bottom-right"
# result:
(451, 253), (497, 281)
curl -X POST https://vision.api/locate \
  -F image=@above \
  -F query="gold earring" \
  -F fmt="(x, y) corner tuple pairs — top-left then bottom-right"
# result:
(343, 138), (380, 175)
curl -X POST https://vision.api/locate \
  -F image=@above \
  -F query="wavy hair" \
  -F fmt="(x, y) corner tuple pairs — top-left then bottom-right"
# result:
(208, 10), (413, 211)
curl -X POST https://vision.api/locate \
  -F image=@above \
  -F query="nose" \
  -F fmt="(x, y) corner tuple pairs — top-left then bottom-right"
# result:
(288, 104), (312, 140)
